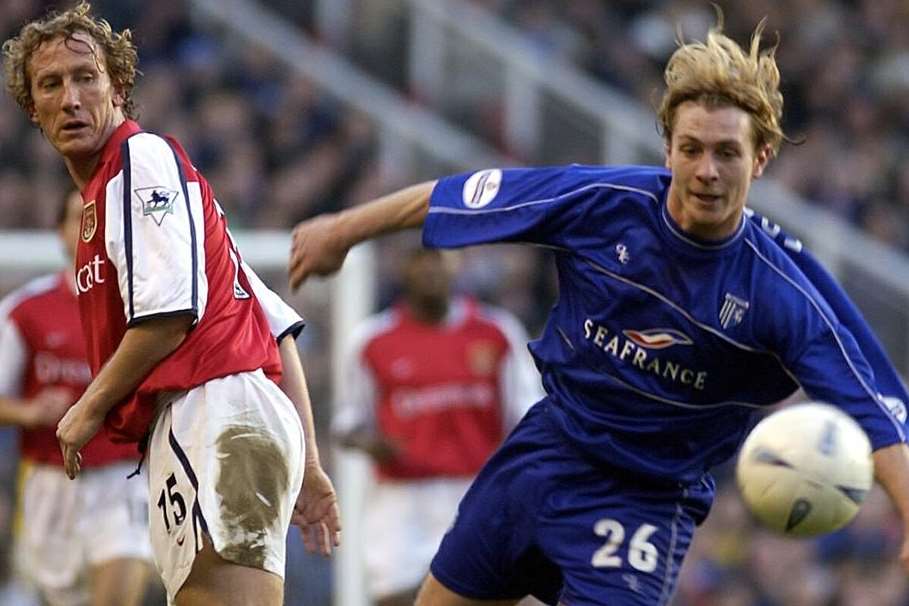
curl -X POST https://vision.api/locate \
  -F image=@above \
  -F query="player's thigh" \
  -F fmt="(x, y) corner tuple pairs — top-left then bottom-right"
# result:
(538, 475), (708, 606)
(416, 572), (521, 606)
(147, 371), (304, 602)
(175, 539), (283, 606)
(89, 557), (154, 606)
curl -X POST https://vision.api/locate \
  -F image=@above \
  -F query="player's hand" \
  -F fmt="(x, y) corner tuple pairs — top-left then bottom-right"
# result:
(289, 214), (350, 291)
(292, 460), (342, 556)
(21, 387), (73, 429)
(56, 397), (105, 480)
(363, 436), (402, 465)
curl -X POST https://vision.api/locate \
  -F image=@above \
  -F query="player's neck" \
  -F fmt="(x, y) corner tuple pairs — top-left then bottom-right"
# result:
(406, 299), (449, 325)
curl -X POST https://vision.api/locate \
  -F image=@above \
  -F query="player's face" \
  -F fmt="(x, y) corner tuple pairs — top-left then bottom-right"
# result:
(59, 190), (83, 261)
(28, 32), (125, 169)
(665, 102), (770, 240)
(403, 251), (453, 309)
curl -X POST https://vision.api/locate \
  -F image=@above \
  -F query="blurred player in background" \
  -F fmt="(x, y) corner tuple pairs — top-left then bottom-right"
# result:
(335, 247), (542, 606)
(2, 3), (340, 605)
(0, 190), (155, 606)
(290, 15), (909, 606)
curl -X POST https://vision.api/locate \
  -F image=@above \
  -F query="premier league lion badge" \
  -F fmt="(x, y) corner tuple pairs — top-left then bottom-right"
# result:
(81, 200), (97, 242)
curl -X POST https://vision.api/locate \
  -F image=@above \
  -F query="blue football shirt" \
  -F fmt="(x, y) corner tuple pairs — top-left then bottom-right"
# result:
(424, 164), (906, 484)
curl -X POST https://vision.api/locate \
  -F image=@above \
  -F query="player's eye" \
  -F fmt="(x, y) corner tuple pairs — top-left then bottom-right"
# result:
(39, 78), (60, 90)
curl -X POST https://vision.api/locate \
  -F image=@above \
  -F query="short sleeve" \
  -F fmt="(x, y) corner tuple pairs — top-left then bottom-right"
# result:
(105, 133), (208, 326)
(0, 315), (27, 397)
(241, 260), (305, 342)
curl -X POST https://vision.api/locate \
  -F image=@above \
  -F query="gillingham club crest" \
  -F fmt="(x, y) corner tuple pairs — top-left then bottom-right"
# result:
(81, 200), (97, 242)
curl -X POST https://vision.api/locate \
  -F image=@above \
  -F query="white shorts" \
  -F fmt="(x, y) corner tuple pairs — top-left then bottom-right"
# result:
(363, 477), (472, 598)
(15, 460), (152, 606)
(146, 369), (304, 603)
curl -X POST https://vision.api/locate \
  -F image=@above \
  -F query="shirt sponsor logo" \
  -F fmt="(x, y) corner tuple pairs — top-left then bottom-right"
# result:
(34, 351), (91, 385)
(623, 328), (692, 350)
(81, 200), (97, 242)
(75, 254), (105, 294)
(584, 319), (707, 390)
(462, 169), (502, 209)
(135, 186), (179, 226)
(719, 293), (750, 329)
(390, 382), (495, 417)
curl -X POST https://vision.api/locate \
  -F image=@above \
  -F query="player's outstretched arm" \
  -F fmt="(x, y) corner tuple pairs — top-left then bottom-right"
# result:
(871, 443), (909, 573)
(289, 180), (436, 290)
(277, 336), (342, 556)
(56, 314), (194, 479)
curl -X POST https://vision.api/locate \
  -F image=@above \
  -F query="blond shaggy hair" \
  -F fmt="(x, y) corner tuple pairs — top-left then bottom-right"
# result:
(2, 1), (138, 119)
(658, 17), (785, 156)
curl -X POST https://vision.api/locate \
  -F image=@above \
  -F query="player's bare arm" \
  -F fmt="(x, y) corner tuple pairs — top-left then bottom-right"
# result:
(56, 313), (194, 479)
(0, 387), (71, 428)
(870, 443), (909, 573)
(337, 428), (402, 464)
(276, 336), (342, 556)
(289, 180), (436, 290)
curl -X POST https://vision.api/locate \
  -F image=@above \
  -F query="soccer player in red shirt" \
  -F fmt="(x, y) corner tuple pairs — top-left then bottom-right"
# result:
(2, 4), (340, 605)
(334, 248), (543, 606)
(0, 190), (154, 606)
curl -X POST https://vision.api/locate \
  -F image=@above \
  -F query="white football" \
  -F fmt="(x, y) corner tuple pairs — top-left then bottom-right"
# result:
(735, 402), (873, 537)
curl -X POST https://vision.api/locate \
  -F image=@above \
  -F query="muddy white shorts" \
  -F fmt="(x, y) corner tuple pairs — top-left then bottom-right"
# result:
(15, 460), (152, 606)
(363, 477), (472, 599)
(146, 369), (304, 603)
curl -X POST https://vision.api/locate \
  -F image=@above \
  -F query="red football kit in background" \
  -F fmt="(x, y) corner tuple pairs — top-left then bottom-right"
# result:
(335, 297), (542, 480)
(0, 273), (136, 466)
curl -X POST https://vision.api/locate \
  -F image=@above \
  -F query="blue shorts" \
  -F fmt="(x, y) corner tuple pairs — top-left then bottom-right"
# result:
(430, 399), (715, 605)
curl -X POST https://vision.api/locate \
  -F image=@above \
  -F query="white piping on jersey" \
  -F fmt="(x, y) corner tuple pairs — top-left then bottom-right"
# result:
(594, 360), (762, 410)
(427, 181), (660, 216)
(744, 237), (906, 440)
(555, 326), (575, 351)
(658, 501), (684, 606)
(584, 259), (766, 354)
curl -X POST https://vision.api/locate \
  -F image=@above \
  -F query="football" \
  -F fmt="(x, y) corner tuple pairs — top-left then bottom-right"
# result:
(735, 402), (874, 537)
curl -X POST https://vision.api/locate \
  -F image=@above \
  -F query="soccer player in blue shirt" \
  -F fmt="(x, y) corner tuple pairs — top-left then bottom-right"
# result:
(289, 19), (909, 606)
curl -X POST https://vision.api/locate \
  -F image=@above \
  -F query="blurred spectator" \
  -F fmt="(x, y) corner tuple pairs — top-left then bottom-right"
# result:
(333, 246), (543, 605)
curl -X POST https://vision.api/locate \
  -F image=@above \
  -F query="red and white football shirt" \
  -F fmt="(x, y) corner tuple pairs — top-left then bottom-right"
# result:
(334, 297), (543, 480)
(0, 273), (137, 466)
(76, 120), (283, 443)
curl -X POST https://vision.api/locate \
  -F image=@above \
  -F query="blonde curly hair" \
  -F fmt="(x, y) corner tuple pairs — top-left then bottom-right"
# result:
(2, 1), (138, 119)
(658, 16), (785, 156)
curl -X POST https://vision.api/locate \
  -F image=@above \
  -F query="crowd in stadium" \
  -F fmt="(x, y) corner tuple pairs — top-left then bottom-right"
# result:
(0, 1), (908, 605)
(300, 0), (909, 252)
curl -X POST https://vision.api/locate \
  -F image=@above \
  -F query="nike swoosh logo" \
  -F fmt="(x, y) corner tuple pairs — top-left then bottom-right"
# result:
(176, 535), (185, 546)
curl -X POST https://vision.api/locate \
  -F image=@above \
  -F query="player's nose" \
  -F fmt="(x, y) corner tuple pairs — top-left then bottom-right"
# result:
(695, 154), (719, 182)
(61, 79), (82, 112)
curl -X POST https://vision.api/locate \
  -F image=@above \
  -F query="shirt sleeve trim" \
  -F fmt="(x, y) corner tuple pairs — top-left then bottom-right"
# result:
(277, 321), (306, 343)
(126, 308), (197, 328)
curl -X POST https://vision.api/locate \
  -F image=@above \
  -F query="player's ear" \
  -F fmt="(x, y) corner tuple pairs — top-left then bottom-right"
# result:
(751, 144), (771, 179)
(664, 140), (672, 169)
(112, 87), (125, 108)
